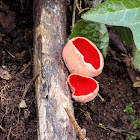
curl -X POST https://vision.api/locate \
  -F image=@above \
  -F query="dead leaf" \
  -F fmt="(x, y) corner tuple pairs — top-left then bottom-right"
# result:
(19, 99), (27, 109)
(15, 50), (27, 59)
(0, 66), (11, 80)
(133, 81), (140, 88)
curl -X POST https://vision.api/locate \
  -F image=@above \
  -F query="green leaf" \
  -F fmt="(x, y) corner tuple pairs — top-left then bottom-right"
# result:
(134, 48), (140, 71)
(82, 0), (140, 51)
(132, 119), (140, 129)
(69, 20), (109, 57)
(113, 26), (133, 46)
(124, 102), (135, 115)
(127, 135), (137, 140)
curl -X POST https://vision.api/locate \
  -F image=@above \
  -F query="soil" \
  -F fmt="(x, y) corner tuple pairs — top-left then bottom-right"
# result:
(74, 51), (140, 140)
(0, 0), (37, 139)
(0, 0), (139, 140)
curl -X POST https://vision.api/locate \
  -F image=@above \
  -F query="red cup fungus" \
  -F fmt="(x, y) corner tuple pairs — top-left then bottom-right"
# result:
(62, 37), (104, 77)
(67, 74), (99, 103)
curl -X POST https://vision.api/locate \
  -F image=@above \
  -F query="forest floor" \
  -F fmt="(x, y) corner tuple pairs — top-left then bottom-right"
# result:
(0, 0), (139, 140)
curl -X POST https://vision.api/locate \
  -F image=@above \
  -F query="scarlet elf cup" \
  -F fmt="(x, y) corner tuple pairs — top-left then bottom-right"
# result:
(62, 37), (104, 103)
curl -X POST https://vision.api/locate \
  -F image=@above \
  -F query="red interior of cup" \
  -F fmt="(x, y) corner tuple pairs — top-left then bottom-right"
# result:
(69, 74), (98, 96)
(72, 38), (100, 70)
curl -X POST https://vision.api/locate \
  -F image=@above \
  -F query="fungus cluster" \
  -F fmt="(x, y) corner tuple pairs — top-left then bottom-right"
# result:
(62, 37), (104, 103)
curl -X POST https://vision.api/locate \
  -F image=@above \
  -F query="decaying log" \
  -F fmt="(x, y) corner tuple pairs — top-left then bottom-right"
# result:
(33, 0), (76, 139)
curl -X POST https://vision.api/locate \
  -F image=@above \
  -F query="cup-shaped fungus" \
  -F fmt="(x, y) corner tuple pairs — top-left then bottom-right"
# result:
(62, 37), (104, 77)
(67, 74), (99, 103)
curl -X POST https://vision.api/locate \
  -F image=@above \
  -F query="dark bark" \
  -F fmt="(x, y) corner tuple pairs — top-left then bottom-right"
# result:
(33, 0), (76, 139)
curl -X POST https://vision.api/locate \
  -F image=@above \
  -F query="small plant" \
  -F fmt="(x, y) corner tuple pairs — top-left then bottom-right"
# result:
(98, 122), (140, 140)
(124, 102), (136, 116)
(127, 135), (137, 140)
(88, 100), (95, 111)
(98, 122), (103, 126)
(127, 134), (140, 140)
(124, 102), (140, 129)
(131, 119), (140, 129)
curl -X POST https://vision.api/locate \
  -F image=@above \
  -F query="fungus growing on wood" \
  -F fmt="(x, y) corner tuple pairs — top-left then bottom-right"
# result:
(67, 74), (99, 103)
(62, 37), (104, 77)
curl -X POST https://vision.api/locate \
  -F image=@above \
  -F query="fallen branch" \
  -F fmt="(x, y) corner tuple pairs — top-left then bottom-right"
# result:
(34, 0), (76, 139)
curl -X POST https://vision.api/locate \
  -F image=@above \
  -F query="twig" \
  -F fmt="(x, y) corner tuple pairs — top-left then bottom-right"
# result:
(97, 93), (105, 102)
(80, 108), (92, 121)
(0, 125), (7, 133)
(72, 0), (77, 28)
(78, 7), (90, 14)
(6, 51), (15, 58)
(22, 74), (39, 99)
(19, 61), (31, 75)
(76, 0), (90, 14)
(9, 61), (31, 81)
(63, 103), (86, 140)
(98, 123), (140, 137)
(7, 127), (12, 140)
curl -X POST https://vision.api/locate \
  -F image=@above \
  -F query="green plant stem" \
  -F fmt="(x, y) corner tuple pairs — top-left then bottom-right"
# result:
(98, 124), (140, 137)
